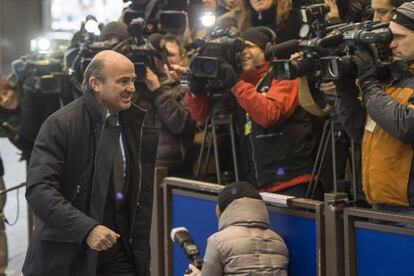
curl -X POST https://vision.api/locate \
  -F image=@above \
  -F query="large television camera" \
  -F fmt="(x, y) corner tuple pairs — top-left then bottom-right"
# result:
(123, 0), (188, 35)
(269, 21), (392, 81)
(188, 28), (244, 95)
(16, 57), (69, 96)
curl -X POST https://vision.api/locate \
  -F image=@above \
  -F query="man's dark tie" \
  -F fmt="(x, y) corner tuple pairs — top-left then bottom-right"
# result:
(107, 114), (125, 197)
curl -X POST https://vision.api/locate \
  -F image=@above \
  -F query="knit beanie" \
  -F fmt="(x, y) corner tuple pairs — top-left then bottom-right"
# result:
(240, 26), (276, 51)
(391, 1), (414, 32)
(217, 181), (262, 212)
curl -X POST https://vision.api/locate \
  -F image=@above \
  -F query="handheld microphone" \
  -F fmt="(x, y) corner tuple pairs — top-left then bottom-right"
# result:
(170, 227), (203, 269)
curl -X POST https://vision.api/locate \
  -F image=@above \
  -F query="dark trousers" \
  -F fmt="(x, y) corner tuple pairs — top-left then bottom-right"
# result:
(97, 240), (136, 276)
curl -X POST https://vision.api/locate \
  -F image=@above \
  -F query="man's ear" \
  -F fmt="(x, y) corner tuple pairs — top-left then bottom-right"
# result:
(89, 77), (102, 93)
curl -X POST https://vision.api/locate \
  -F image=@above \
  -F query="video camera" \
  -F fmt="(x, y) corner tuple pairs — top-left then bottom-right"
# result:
(270, 21), (392, 81)
(18, 58), (69, 96)
(123, 0), (188, 35)
(299, 3), (330, 38)
(188, 28), (244, 95)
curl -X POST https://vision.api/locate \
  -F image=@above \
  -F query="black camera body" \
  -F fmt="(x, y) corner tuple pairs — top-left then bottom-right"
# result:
(272, 21), (393, 81)
(190, 29), (244, 80)
(21, 58), (69, 95)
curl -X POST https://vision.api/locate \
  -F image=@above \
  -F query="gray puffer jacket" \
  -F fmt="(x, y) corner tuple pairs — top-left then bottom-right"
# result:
(201, 198), (289, 276)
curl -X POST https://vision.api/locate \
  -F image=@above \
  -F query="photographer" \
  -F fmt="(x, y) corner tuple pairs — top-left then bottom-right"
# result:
(184, 182), (288, 276)
(334, 1), (414, 215)
(138, 36), (196, 177)
(0, 75), (33, 160)
(186, 26), (315, 195)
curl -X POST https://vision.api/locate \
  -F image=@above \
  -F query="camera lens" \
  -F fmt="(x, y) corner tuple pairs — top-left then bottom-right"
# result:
(199, 60), (217, 75)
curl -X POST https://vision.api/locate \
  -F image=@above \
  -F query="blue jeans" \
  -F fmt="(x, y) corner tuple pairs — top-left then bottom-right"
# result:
(372, 204), (414, 228)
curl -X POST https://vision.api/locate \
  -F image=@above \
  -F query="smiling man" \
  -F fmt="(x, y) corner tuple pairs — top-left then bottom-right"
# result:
(23, 50), (159, 276)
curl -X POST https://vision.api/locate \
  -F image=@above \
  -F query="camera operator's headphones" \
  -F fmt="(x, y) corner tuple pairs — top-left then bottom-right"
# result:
(248, 27), (277, 93)
(261, 27), (278, 61)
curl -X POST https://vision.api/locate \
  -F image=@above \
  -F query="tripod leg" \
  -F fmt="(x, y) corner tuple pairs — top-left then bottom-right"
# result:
(202, 131), (213, 179)
(350, 139), (358, 202)
(330, 120), (338, 193)
(229, 117), (240, 183)
(211, 119), (222, 184)
(307, 119), (330, 198)
(311, 125), (332, 199)
(195, 119), (210, 180)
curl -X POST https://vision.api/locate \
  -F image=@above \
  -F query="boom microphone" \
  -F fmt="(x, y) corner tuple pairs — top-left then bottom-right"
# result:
(265, 39), (300, 59)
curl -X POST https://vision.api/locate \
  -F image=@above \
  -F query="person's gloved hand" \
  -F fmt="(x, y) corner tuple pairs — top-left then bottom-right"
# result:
(352, 49), (380, 93)
(188, 75), (207, 97)
(221, 62), (239, 88)
(209, 62), (239, 89)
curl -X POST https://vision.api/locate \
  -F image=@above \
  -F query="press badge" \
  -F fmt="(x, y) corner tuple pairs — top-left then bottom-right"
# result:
(365, 116), (377, 133)
(244, 115), (252, 136)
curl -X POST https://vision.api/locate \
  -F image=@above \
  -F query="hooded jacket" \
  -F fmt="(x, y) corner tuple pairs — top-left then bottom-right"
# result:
(201, 198), (289, 275)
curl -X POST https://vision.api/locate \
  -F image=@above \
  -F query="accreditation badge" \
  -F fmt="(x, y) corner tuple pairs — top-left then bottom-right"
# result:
(244, 115), (252, 136)
(365, 116), (377, 133)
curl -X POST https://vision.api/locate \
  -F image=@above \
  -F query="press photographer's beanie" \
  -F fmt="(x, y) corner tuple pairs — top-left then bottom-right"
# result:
(240, 26), (276, 51)
(217, 181), (262, 212)
(391, 1), (414, 32)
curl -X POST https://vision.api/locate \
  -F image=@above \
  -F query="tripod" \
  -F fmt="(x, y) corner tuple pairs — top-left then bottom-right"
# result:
(195, 100), (240, 184)
(306, 116), (358, 201)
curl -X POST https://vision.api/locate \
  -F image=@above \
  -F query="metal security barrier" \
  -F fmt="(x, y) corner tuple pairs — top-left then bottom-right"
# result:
(343, 207), (414, 276)
(161, 177), (326, 276)
(149, 175), (414, 276)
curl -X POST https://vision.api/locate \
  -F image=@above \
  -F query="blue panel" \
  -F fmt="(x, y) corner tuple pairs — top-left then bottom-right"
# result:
(356, 227), (414, 276)
(171, 193), (217, 276)
(268, 212), (317, 276)
(171, 192), (317, 276)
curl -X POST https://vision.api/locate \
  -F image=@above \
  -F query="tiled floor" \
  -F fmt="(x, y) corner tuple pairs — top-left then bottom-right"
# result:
(1, 138), (28, 276)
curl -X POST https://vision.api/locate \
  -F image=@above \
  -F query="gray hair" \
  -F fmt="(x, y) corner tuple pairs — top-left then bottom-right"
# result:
(81, 58), (106, 92)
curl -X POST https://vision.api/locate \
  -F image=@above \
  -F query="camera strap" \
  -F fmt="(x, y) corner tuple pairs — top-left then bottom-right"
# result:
(256, 70), (273, 93)
(298, 77), (331, 117)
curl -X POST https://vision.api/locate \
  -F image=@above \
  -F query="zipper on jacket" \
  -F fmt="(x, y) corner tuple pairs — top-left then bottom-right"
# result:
(90, 123), (105, 218)
(249, 133), (261, 186)
(255, 131), (283, 139)
(129, 112), (147, 244)
(70, 185), (81, 202)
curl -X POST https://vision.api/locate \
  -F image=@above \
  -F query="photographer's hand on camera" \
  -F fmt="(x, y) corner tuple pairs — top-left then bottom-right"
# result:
(319, 81), (337, 96)
(353, 49), (381, 95)
(209, 62), (239, 89)
(145, 67), (161, 92)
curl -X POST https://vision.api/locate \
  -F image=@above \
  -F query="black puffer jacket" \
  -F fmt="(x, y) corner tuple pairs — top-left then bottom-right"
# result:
(152, 80), (195, 174)
(23, 89), (159, 276)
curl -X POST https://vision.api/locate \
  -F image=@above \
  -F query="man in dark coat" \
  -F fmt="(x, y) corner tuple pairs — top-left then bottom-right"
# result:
(23, 50), (159, 276)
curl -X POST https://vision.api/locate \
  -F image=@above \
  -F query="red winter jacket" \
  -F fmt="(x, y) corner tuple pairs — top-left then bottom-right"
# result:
(185, 62), (299, 128)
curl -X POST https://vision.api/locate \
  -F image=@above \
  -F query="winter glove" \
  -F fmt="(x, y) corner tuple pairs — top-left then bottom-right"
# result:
(188, 75), (207, 97)
(209, 62), (239, 90)
(352, 49), (380, 94)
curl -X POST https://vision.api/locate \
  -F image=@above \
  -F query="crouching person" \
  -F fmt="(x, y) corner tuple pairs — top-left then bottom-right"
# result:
(185, 182), (289, 276)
